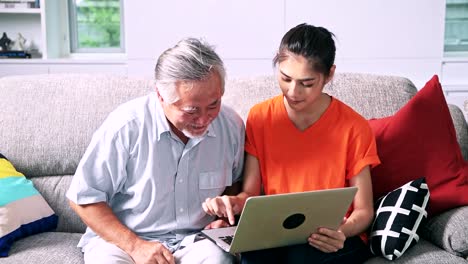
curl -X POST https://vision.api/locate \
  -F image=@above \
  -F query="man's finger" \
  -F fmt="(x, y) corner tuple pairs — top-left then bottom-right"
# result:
(162, 250), (175, 264)
(212, 200), (224, 218)
(202, 202), (209, 214)
(203, 198), (213, 214)
(154, 254), (169, 264)
(221, 195), (235, 225)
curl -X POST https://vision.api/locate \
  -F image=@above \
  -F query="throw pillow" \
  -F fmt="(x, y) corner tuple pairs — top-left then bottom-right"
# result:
(0, 153), (58, 257)
(369, 177), (430, 260)
(368, 75), (468, 217)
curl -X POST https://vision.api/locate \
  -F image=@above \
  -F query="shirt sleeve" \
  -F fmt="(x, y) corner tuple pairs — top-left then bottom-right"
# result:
(244, 105), (260, 157)
(346, 119), (381, 180)
(66, 122), (130, 205)
(230, 110), (246, 184)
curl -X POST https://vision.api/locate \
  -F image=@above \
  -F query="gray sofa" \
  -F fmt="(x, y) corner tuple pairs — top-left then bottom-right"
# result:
(0, 73), (467, 264)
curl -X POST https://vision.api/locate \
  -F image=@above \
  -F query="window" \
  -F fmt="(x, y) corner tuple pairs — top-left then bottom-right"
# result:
(68, 0), (124, 53)
(444, 0), (468, 53)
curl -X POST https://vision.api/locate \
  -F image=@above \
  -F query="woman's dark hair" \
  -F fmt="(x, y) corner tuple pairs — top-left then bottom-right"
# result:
(273, 23), (336, 77)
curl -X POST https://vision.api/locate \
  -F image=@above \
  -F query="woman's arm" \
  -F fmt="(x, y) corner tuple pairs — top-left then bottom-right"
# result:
(340, 165), (374, 237)
(308, 166), (374, 252)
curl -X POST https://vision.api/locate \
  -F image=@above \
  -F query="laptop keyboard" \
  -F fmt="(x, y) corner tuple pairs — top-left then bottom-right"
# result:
(219, 235), (234, 245)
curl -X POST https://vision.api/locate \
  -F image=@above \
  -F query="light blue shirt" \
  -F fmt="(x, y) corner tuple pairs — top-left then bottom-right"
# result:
(66, 92), (245, 251)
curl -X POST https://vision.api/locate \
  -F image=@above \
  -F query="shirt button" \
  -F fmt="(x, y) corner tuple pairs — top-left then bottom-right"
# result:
(179, 179), (183, 183)
(179, 208), (184, 213)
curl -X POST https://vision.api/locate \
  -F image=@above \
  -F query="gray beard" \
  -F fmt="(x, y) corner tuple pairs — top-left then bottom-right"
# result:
(182, 128), (207, 139)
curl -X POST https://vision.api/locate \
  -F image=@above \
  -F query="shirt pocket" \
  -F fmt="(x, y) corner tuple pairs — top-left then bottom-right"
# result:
(198, 169), (232, 201)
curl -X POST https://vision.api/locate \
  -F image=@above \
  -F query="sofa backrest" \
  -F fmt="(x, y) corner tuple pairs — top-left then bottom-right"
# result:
(1, 73), (467, 233)
(223, 73), (468, 160)
(0, 74), (155, 177)
(0, 74), (154, 233)
(223, 73), (418, 120)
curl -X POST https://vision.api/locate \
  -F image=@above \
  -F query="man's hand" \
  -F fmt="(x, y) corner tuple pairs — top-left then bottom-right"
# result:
(307, 227), (346, 253)
(202, 195), (242, 225)
(130, 239), (175, 264)
(204, 218), (231, 229)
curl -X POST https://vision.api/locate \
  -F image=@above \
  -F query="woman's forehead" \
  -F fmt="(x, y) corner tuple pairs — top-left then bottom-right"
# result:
(279, 56), (321, 79)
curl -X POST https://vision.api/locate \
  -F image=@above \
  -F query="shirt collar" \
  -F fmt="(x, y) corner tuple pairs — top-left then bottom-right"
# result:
(155, 98), (172, 141)
(205, 123), (216, 138)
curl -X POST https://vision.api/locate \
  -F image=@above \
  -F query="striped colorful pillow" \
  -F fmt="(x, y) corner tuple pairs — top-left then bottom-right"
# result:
(0, 153), (58, 257)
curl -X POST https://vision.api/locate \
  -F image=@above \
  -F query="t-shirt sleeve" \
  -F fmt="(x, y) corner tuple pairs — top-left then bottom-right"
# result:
(66, 123), (130, 205)
(244, 106), (260, 157)
(231, 113), (246, 184)
(346, 119), (381, 180)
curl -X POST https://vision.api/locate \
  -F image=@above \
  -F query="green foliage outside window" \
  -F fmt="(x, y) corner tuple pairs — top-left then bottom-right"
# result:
(75, 0), (121, 49)
(445, 0), (468, 53)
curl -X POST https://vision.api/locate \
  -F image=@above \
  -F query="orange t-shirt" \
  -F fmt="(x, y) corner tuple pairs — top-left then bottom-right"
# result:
(245, 95), (380, 195)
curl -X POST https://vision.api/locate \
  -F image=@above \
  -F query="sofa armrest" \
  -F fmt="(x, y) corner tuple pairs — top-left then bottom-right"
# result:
(421, 206), (468, 258)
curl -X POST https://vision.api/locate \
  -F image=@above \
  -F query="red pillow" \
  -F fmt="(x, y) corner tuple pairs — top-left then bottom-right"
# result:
(369, 75), (468, 217)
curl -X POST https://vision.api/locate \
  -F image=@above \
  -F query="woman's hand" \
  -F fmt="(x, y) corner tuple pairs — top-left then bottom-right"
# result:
(308, 227), (346, 253)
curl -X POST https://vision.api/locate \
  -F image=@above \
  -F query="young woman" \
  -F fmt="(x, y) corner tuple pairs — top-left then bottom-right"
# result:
(203, 23), (380, 263)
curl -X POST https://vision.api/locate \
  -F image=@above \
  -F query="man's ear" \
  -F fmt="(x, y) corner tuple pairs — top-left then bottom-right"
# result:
(156, 88), (165, 103)
(326, 65), (336, 84)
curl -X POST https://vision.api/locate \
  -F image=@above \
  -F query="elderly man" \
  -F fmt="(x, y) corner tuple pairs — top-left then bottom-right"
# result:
(67, 38), (244, 264)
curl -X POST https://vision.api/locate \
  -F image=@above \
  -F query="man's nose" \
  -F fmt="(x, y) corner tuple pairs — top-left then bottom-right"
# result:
(194, 111), (212, 125)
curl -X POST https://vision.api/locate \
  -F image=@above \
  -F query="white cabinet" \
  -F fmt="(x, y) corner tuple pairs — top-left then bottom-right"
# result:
(0, 0), (46, 58)
(0, 1), (127, 77)
(0, 0), (69, 59)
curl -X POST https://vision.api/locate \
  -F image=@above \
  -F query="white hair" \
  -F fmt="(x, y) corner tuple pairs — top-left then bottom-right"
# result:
(155, 38), (226, 104)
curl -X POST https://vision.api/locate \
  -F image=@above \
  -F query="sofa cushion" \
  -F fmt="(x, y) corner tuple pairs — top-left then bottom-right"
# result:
(364, 239), (468, 264)
(0, 232), (83, 264)
(368, 75), (468, 217)
(421, 206), (468, 258)
(0, 153), (58, 257)
(324, 73), (418, 119)
(369, 178), (430, 260)
(30, 175), (87, 234)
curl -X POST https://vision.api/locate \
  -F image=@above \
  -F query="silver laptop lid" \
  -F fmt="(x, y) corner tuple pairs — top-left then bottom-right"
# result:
(229, 187), (358, 253)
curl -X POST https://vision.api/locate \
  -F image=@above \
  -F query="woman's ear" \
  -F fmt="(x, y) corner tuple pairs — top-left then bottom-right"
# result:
(325, 65), (336, 84)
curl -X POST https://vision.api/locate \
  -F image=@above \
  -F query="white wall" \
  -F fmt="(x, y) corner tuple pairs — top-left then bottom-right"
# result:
(124, 0), (446, 88)
(124, 0), (285, 79)
(122, 0), (467, 120)
(2, 0), (465, 118)
(0, 0), (460, 89)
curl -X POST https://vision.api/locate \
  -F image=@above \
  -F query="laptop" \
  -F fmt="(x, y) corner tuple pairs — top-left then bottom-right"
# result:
(201, 187), (357, 254)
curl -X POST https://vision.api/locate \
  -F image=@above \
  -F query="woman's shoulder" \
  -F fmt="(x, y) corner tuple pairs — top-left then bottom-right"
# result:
(329, 97), (372, 132)
(250, 95), (283, 115)
(331, 97), (367, 122)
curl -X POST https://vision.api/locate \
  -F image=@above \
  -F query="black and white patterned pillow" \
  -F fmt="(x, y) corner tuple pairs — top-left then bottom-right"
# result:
(369, 177), (430, 260)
